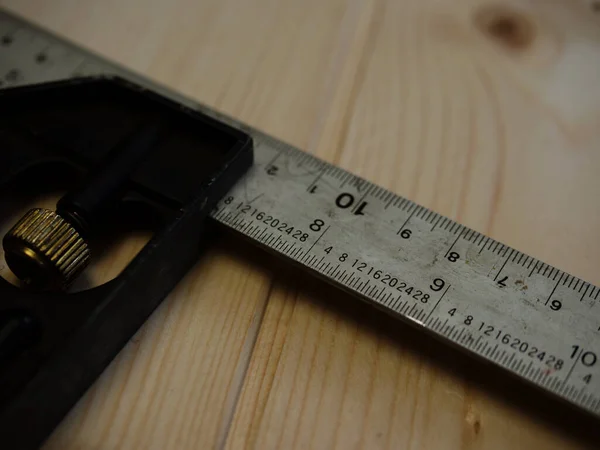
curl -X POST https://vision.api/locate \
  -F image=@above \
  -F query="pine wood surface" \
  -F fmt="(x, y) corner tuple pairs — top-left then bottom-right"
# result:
(1, 0), (600, 448)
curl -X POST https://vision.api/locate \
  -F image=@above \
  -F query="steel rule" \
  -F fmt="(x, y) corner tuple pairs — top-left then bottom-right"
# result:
(1, 9), (599, 419)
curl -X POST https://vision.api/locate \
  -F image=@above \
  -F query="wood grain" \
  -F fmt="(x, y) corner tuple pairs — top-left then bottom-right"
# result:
(1, 0), (600, 448)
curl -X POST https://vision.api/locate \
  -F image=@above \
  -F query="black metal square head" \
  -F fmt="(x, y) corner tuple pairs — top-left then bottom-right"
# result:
(0, 76), (253, 449)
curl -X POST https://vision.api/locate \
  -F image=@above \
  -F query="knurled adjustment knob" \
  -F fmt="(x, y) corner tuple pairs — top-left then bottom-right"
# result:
(2, 208), (91, 290)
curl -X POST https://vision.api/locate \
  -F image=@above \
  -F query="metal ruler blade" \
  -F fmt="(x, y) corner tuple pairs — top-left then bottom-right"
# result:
(2, 9), (600, 419)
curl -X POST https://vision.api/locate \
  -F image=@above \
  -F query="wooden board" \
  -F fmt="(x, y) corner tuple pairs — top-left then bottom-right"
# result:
(1, 0), (600, 448)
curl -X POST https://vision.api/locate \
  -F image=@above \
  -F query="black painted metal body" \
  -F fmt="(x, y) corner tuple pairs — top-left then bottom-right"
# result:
(0, 76), (253, 449)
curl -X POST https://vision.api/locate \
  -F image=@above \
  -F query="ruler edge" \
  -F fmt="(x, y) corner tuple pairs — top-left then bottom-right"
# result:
(2, 7), (600, 419)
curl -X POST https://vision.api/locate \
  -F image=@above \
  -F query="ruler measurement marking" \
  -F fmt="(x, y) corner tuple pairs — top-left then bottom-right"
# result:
(478, 237), (490, 254)
(490, 345), (500, 360)
(328, 264), (338, 276)
(463, 229), (473, 241)
(418, 208), (430, 221)
(382, 291), (393, 306)
(249, 225), (260, 238)
(475, 233), (486, 246)
(525, 361), (533, 378)
(400, 301), (411, 315)
(425, 285), (451, 322)
(437, 217), (449, 230)
(361, 279), (370, 293)
(465, 230), (478, 242)
(407, 304), (417, 317)
(339, 171), (352, 188)
(338, 269), (348, 282)
(451, 328), (460, 340)
(552, 269), (561, 281)
(439, 319), (449, 332)
(529, 262), (539, 278)
(396, 208), (416, 235)
(462, 333), (473, 346)
(484, 345), (493, 357)
(444, 231), (464, 258)
(230, 214), (242, 226)
(493, 251), (513, 281)
(565, 381), (576, 397)
(305, 225), (330, 255)
(430, 214), (443, 231)
(545, 274), (564, 306)
(397, 198), (409, 211)
(352, 191), (370, 215)
(413, 205), (426, 220)
(480, 340), (489, 354)
(563, 346), (583, 388)
(265, 149), (284, 172)
(443, 218), (455, 231)
(424, 313), (435, 327)
(470, 335), (480, 348)
(534, 368), (544, 384)
(571, 387), (580, 401)
(447, 221), (458, 234)
(514, 358), (523, 374)
(306, 167), (326, 192)
(506, 353), (515, 367)
(384, 194), (395, 210)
